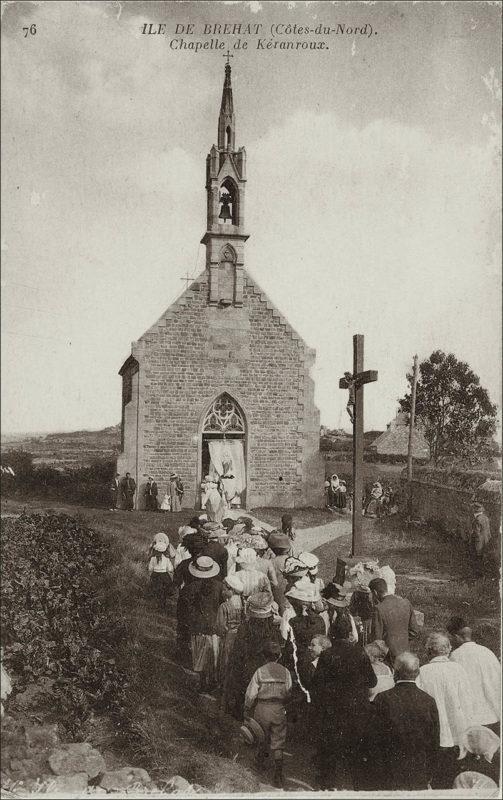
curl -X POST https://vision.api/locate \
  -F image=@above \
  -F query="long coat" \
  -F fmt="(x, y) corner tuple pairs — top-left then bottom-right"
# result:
(371, 682), (440, 790)
(370, 594), (420, 660)
(311, 640), (377, 741)
(471, 512), (491, 555)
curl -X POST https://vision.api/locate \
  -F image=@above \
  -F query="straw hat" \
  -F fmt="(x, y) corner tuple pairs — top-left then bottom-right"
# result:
(240, 717), (265, 747)
(170, 473), (178, 479)
(224, 574), (245, 594)
(453, 772), (498, 791)
(298, 551), (319, 575)
(247, 592), (274, 618)
(285, 576), (321, 604)
(458, 726), (500, 763)
(236, 548), (257, 565)
(188, 556), (220, 579)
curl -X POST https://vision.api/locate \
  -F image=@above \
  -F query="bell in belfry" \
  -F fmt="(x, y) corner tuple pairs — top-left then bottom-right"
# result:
(219, 193), (232, 221)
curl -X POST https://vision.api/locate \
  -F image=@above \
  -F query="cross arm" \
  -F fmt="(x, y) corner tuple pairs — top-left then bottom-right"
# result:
(339, 370), (378, 389)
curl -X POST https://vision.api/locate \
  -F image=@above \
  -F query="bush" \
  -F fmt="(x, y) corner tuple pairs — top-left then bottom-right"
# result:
(1, 513), (130, 737)
(1, 454), (116, 508)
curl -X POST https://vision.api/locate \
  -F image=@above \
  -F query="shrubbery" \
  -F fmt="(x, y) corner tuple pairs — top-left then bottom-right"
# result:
(1, 513), (130, 737)
(0, 451), (115, 507)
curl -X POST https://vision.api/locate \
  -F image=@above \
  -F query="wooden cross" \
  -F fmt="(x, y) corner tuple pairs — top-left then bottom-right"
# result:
(223, 50), (234, 65)
(180, 271), (192, 289)
(339, 334), (378, 556)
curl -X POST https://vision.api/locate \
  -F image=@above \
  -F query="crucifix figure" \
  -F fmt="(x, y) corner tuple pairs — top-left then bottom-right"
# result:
(223, 50), (234, 65)
(339, 334), (378, 555)
(180, 271), (192, 289)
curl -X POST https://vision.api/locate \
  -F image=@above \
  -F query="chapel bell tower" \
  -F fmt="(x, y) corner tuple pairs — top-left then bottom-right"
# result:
(201, 62), (249, 307)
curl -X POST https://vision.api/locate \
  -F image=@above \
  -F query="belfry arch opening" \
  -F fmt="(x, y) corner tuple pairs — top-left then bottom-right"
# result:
(199, 393), (247, 510)
(218, 177), (238, 225)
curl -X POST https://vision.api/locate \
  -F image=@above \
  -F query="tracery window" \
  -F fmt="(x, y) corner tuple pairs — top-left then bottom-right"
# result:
(202, 394), (245, 434)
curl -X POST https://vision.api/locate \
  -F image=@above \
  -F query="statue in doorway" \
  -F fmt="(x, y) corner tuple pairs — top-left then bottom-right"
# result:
(220, 457), (240, 508)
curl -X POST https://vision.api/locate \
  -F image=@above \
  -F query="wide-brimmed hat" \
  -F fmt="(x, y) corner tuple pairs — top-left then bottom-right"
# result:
(202, 522), (227, 539)
(188, 556), (220, 579)
(285, 576), (321, 604)
(322, 582), (349, 607)
(240, 717), (265, 747)
(298, 551), (319, 575)
(247, 592), (274, 618)
(170, 473), (178, 479)
(282, 556), (309, 578)
(224, 574), (244, 594)
(236, 548), (257, 565)
(458, 726), (500, 762)
(267, 532), (291, 552)
(178, 526), (196, 540)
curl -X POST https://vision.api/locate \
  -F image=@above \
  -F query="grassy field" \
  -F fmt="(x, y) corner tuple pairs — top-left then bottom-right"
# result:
(1, 495), (500, 790)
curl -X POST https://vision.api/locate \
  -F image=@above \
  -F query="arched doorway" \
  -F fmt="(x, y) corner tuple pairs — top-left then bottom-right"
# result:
(199, 393), (247, 509)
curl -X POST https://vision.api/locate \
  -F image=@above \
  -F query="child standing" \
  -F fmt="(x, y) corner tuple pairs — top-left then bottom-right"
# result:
(281, 513), (295, 542)
(243, 640), (292, 788)
(148, 542), (174, 610)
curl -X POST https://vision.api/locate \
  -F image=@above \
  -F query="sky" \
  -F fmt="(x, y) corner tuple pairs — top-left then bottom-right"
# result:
(1, 0), (501, 435)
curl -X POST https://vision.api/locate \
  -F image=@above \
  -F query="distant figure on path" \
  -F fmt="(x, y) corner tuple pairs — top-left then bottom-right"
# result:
(370, 651), (440, 790)
(144, 476), (158, 511)
(470, 503), (491, 564)
(417, 632), (475, 789)
(369, 577), (419, 661)
(169, 472), (184, 512)
(281, 513), (296, 541)
(447, 616), (501, 735)
(109, 473), (120, 510)
(121, 472), (136, 511)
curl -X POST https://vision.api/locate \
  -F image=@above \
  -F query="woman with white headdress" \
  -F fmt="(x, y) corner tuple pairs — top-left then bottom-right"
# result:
(202, 475), (226, 523)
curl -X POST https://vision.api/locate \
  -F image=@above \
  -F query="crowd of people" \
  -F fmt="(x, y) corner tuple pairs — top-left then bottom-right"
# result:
(109, 472), (184, 512)
(145, 512), (501, 791)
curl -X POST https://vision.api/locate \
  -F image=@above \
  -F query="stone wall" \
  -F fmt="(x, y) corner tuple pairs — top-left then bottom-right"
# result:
(119, 271), (324, 510)
(405, 466), (501, 559)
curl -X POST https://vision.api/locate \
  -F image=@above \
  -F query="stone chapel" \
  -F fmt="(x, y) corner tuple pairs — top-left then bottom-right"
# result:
(117, 64), (324, 510)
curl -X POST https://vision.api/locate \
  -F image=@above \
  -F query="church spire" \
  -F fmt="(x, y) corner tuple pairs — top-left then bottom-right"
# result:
(218, 61), (235, 151)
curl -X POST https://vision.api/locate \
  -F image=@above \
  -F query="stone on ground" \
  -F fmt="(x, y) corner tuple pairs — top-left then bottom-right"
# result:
(99, 766), (152, 790)
(48, 742), (105, 778)
(159, 775), (194, 793)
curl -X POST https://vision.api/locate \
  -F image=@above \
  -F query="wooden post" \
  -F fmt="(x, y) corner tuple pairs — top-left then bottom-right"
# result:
(339, 336), (378, 557)
(407, 354), (419, 519)
(352, 335), (364, 555)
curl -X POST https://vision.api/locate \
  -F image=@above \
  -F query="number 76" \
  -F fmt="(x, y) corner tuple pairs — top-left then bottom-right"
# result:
(23, 24), (37, 37)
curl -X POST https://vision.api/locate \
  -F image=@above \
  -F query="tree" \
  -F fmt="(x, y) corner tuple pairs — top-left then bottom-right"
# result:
(398, 351), (497, 465)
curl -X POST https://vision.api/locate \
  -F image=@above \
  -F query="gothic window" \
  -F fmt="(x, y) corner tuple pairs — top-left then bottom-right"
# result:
(202, 394), (245, 434)
(226, 126), (232, 149)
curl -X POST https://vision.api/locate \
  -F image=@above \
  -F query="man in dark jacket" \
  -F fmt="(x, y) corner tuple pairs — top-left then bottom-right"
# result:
(310, 615), (377, 789)
(144, 476), (158, 511)
(369, 577), (419, 661)
(120, 472), (136, 511)
(370, 651), (440, 790)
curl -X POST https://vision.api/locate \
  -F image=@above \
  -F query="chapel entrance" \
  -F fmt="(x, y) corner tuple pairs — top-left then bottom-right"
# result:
(200, 394), (247, 510)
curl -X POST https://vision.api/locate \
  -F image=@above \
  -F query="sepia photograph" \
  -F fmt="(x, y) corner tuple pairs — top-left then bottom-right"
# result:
(1, 1), (501, 797)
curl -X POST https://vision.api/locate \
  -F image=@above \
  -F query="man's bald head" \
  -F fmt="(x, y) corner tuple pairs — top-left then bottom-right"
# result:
(394, 651), (420, 681)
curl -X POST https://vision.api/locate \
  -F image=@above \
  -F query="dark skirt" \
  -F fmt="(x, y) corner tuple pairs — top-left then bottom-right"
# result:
(149, 572), (173, 608)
